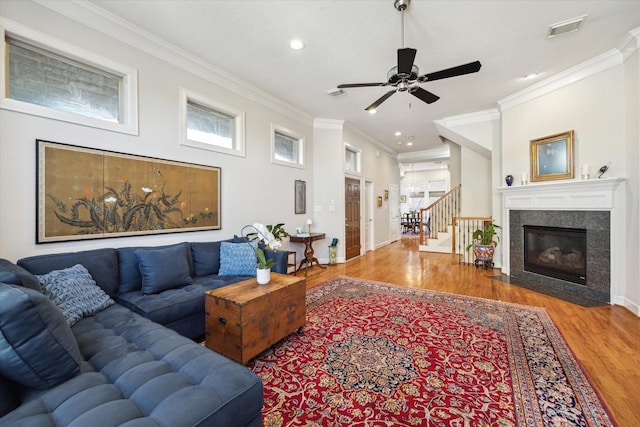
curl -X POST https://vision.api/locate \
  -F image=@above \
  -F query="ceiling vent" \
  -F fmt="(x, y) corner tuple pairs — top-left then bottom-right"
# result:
(326, 88), (346, 97)
(547, 15), (587, 38)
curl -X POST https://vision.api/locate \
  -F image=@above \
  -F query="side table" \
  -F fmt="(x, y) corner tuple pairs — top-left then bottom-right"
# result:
(289, 232), (326, 274)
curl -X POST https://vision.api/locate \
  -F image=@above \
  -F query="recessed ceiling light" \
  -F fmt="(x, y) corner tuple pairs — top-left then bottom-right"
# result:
(406, 142), (413, 146)
(289, 39), (305, 50)
(395, 131), (402, 136)
(524, 72), (539, 80)
(368, 109), (377, 115)
(397, 141), (403, 145)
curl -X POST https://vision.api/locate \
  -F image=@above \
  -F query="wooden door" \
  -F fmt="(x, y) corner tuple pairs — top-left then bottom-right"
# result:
(345, 178), (361, 260)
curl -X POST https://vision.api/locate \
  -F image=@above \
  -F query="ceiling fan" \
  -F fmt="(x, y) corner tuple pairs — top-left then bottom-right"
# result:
(337, 0), (482, 112)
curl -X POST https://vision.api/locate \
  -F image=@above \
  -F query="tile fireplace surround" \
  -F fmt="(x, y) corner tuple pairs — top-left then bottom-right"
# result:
(498, 177), (625, 304)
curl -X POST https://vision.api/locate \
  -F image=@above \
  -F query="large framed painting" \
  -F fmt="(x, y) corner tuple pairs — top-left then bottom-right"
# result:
(37, 140), (221, 243)
(530, 130), (575, 182)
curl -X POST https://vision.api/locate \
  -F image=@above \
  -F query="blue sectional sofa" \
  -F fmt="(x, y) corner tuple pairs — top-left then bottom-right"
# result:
(0, 239), (289, 426)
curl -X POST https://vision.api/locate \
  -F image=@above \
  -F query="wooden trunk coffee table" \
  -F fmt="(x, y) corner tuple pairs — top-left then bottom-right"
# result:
(204, 273), (306, 364)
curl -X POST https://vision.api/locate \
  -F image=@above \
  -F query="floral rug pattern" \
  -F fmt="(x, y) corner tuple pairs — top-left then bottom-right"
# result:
(248, 276), (614, 426)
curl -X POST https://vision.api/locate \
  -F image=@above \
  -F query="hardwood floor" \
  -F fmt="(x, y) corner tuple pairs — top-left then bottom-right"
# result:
(298, 236), (640, 427)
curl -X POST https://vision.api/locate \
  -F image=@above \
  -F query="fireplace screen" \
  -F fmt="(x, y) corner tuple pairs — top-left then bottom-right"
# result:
(523, 225), (587, 285)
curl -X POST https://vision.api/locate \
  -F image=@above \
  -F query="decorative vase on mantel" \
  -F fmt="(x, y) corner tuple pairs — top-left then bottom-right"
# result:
(505, 174), (514, 187)
(256, 267), (271, 285)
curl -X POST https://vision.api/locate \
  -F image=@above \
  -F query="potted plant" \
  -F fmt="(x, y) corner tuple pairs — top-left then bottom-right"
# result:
(466, 221), (501, 269)
(266, 223), (290, 248)
(255, 247), (274, 284)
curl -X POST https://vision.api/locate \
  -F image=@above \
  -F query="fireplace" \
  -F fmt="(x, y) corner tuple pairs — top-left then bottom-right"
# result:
(523, 225), (586, 286)
(499, 178), (624, 306)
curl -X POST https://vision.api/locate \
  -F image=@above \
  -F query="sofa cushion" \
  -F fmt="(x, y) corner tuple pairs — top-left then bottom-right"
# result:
(36, 264), (114, 325)
(0, 259), (42, 291)
(191, 241), (223, 276)
(18, 248), (120, 298)
(0, 283), (82, 390)
(135, 245), (193, 295)
(219, 241), (257, 276)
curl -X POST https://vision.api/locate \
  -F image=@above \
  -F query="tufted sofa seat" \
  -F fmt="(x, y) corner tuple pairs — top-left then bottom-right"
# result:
(1, 304), (262, 426)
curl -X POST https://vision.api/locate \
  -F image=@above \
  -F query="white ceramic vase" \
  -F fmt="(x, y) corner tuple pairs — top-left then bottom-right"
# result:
(256, 268), (271, 285)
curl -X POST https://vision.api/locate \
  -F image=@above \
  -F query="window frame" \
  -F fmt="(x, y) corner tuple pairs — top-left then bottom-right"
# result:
(271, 124), (306, 169)
(180, 88), (246, 157)
(344, 143), (362, 175)
(0, 19), (139, 135)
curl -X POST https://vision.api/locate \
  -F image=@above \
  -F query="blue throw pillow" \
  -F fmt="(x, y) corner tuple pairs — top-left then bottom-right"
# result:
(218, 241), (257, 276)
(0, 283), (82, 389)
(191, 241), (223, 276)
(135, 245), (193, 294)
(36, 264), (114, 325)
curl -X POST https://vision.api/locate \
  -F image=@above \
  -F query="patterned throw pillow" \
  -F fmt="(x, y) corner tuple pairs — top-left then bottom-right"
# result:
(218, 241), (257, 276)
(36, 264), (114, 325)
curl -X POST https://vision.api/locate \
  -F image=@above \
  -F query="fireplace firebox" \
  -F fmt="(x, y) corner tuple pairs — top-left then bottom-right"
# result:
(523, 225), (587, 286)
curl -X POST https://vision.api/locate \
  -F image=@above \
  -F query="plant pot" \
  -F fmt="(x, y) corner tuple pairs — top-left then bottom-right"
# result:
(256, 267), (271, 285)
(473, 244), (495, 269)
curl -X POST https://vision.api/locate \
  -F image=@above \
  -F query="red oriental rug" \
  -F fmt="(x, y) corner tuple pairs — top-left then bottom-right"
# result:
(248, 276), (615, 427)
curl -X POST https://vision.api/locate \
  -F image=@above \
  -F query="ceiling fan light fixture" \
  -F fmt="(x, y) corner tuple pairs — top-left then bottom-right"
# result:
(368, 109), (377, 115)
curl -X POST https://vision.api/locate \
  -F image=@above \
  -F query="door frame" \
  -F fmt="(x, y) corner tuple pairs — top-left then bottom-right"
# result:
(364, 179), (375, 252)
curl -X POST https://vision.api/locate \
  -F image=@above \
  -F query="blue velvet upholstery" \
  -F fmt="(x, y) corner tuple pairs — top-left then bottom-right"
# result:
(0, 304), (263, 427)
(0, 259), (42, 291)
(0, 283), (82, 390)
(18, 249), (120, 298)
(0, 238), (289, 425)
(191, 241), (224, 276)
(135, 245), (193, 294)
(119, 243), (195, 295)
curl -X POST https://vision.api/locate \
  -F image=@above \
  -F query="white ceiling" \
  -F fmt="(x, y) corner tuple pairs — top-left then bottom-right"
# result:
(88, 0), (639, 159)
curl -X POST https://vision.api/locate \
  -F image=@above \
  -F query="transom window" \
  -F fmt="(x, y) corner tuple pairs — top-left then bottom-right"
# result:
(7, 38), (121, 122)
(345, 145), (361, 174)
(180, 88), (245, 156)
(271, 125), (305, 168)
(1, 21), (138, 135)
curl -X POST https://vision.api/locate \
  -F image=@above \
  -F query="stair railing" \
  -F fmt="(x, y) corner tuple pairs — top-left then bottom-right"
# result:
(452, 216), (493, 263)
(419, 184), (461, 246)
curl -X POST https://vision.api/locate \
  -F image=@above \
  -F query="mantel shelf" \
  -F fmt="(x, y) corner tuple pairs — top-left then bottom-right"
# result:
(497, 177), (624, 194)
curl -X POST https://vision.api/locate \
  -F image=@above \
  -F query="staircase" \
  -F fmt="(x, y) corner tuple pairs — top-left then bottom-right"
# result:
(418, 185), (460, 253)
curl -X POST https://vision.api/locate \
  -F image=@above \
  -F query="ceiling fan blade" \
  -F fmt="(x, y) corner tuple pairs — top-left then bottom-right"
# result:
(337, 82), (387, 88)
(410, 87), (440, 104)
(397, 48), (417, 76)
(365, 90), (396, 111)
(418, 60), (482, 83)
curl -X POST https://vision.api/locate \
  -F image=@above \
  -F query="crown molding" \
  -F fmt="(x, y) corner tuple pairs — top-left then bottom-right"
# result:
(619, 27), (640, 61)
(344, 122), (395, 155)
(313, 118), (344, 130)
(498, 49), (622, 112)
(32, 0), (314, 126)
(437, 109), (500, 128)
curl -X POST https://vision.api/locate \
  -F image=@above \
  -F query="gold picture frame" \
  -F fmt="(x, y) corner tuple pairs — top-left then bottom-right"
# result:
(376, 196), (383, 207)
(37, 140), (221, 243)
(530, 130), (575, 182)
(384, 189), (389, 200)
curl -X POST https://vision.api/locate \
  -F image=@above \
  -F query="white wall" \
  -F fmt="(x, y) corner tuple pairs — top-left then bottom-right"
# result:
(623, 37), (640, 313)
(0, 1), (314, 261)
(501, 66), (626, 181)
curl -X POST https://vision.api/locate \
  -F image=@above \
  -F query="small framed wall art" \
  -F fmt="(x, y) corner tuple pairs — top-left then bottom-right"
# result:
(295, 180), (306, 214)
(530, 130), (575, 182)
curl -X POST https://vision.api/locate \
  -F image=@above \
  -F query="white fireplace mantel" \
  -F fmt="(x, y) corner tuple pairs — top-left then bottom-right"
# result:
(497, 177), (626, 305)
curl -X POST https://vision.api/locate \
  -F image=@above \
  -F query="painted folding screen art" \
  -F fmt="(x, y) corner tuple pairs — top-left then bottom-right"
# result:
(37, 140), (221, 243)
